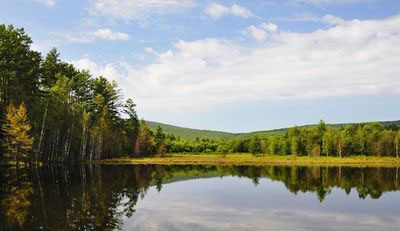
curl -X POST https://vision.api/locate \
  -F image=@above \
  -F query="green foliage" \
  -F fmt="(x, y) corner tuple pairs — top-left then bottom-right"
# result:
(216, 144), (229, 157)
(148, 120), (400, 158)
(248, 136), (262, 155)
(146, 121), (234, 139)
(0, 24), (140, 162)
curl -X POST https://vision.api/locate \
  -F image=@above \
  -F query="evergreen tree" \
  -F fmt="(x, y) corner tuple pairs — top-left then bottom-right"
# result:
(155, 125), (166, 150)
(123, 98), (140, 155)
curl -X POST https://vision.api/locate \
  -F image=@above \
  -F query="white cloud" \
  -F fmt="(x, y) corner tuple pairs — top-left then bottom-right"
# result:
(70, 14), (400, 113)
(69, 58), (124, 84)
(260, 23), (278, 32)
(92, 28), (130, 40)
(247, 23), (278, 42)
(294, 0), (372, 5)
(89, 0), (195, 21)
(34, 0), (55, 7)
(230, 4), (254, 18)
(321, 15), (346, 25)
(67, 28), (130, 43)
(276, 14), (355, 26)
(247, 25), (268, 42)
(205, 3), (254, 20)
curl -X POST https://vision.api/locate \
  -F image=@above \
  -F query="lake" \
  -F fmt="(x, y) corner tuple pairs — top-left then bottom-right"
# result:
(0, 165), (399, 230)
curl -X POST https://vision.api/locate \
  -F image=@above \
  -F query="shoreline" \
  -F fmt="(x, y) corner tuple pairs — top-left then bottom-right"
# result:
(90, 154), (400, 167)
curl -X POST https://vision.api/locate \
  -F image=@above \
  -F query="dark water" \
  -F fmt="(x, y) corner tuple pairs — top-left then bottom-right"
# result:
(0, 165), (399, 231)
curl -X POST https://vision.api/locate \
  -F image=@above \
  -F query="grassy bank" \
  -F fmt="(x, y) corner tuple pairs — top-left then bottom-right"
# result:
(93, 154), (400, 167)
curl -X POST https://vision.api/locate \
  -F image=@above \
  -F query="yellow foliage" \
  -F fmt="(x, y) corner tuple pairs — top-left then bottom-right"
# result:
(2, 103), (34, 164)
(2, 183), (33, 227)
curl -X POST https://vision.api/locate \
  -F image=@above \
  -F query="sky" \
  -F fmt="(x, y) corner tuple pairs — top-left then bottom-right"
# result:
(1, 0), (399, 132)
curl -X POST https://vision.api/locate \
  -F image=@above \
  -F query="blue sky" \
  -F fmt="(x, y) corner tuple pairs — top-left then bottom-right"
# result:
(1, 0), (399, 132)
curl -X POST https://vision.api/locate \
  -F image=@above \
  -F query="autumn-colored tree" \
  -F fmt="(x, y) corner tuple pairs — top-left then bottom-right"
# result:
(135, 121), (154, 157)
(1, 182), (33, 227)
(2, 103), (33, 165)
(158, 144), (167, 157)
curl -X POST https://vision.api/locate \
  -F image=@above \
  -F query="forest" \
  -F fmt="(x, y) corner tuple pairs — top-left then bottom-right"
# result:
(1, 24), (399, 165)
(138, 120), (400, 158)
(0, 24), (140, 164)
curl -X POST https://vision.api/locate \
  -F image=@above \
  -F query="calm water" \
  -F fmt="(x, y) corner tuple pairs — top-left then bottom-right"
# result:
(0, 165), (399, 231)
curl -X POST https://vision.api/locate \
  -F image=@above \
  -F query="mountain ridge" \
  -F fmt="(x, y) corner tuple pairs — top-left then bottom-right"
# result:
(146, 120), (400, 139)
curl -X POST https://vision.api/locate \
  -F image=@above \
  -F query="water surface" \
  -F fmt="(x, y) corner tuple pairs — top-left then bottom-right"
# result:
(0, 165), (399, 230)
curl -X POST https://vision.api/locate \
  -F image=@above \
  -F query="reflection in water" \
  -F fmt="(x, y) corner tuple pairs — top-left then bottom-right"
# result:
(0, 165), (399, 230)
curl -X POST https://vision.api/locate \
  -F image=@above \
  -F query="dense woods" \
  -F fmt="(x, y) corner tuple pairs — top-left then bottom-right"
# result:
(0, 24), (139, 164)
(146, 121), (400, 158)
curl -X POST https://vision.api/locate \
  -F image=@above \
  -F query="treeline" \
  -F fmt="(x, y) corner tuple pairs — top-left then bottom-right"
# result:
(0, 25), (140, 163)
(143, 120), (400, 157)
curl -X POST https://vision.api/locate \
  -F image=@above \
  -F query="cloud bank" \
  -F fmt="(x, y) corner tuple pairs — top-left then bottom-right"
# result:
(294, 0), (373, 5)
(70, 14), (400, 112)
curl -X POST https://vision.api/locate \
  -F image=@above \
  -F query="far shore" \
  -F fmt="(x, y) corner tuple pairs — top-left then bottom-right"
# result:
(90, 154), (400, 167)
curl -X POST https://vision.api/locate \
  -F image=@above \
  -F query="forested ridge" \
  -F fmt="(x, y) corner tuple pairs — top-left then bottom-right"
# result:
(147, 120), (400, 158)
(146, 120), (400, 139)
(0, 25), (140, 164)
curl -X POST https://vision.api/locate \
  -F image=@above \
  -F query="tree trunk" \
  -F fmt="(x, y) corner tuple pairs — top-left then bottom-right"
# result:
(37, 102), (48, 161)
(63, 127), (70, 162)
(89, 136), (94, 161)
(67, 121), (74, 160)
(81, 125), (88, 160)
(337, 142), (342, 158)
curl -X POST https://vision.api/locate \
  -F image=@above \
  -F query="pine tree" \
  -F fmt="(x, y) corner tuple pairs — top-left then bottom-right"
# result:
(155, 125), (165, 149)
(2, 103), (34, 165)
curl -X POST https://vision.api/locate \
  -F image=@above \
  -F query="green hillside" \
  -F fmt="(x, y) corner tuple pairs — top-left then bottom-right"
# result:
(244, 120), (400, 137)
(146, 120), (400, 140)
(146, 121), (234, 139)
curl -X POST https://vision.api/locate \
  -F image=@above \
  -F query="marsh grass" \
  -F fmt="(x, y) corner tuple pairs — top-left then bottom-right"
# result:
(92, 153), (400, 167)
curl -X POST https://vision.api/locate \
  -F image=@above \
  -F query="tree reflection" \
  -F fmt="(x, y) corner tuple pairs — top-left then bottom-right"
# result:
(0, 169), (33, 229)
(0, 165), (399, 230)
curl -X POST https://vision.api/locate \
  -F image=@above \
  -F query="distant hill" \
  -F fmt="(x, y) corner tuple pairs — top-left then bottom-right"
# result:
(146, 121), (234, 139)
(244, 120), (400, 137)
(146, 120), (400, 140)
